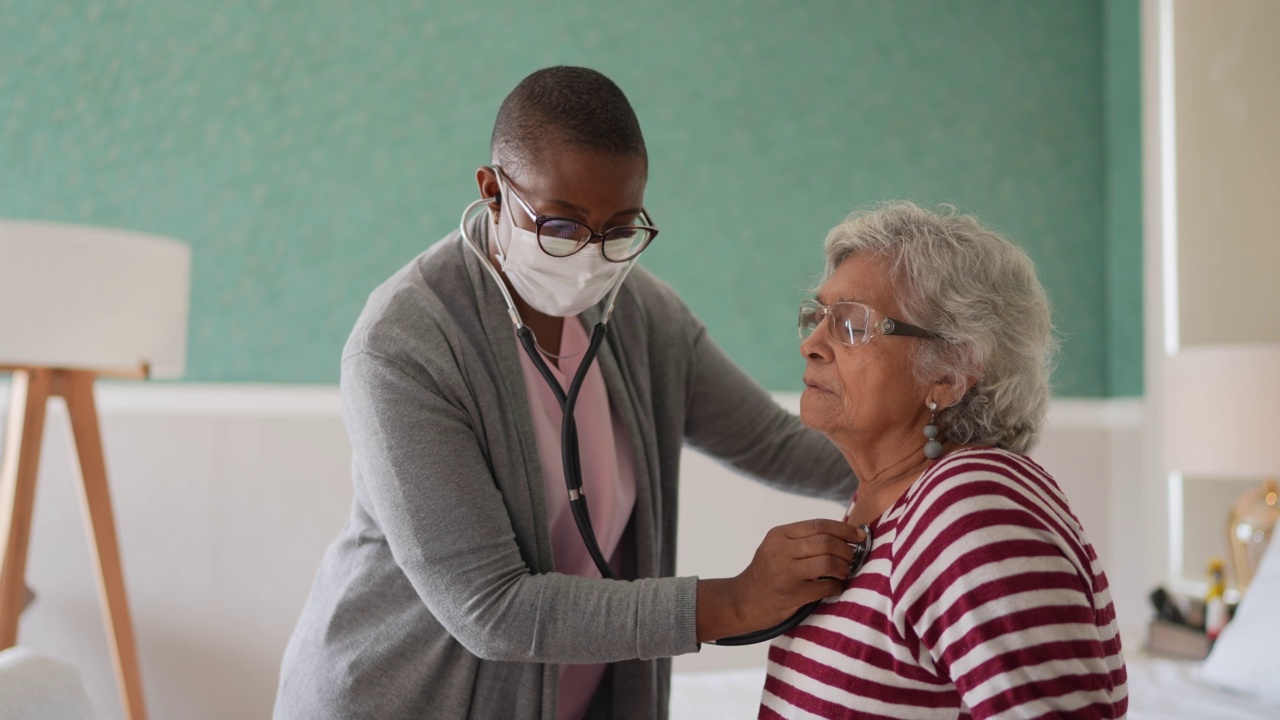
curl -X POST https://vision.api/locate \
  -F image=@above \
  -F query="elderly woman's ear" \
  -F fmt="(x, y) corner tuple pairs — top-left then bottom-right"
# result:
(925, 372), (972, 411)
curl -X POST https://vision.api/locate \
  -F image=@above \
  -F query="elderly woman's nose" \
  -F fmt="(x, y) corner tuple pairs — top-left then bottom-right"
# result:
(800, 326), (830, 360)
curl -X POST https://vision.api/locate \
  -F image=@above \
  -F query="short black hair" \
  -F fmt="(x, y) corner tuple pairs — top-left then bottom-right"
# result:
(490, 66), (647, 171)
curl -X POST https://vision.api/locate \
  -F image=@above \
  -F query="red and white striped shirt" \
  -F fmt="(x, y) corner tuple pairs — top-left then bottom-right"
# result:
(762, 447), (1127, 719)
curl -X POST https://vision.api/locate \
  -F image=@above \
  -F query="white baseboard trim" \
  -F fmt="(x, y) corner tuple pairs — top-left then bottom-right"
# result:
(0, 379), (1143, 427)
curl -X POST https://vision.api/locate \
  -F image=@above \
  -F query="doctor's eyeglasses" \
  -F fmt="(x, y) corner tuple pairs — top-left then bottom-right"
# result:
(798, 299), (939, 347)
(498, 168), (659, 262)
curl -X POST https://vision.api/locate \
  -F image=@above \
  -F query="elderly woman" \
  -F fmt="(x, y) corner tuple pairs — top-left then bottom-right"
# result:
(760, 203), (1127, 719)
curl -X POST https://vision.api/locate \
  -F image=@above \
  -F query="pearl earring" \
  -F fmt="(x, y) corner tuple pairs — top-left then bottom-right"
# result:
(923, 402), (943, 459)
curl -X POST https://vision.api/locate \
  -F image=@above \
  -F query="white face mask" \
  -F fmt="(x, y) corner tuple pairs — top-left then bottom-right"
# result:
(493, 183), (631, 318)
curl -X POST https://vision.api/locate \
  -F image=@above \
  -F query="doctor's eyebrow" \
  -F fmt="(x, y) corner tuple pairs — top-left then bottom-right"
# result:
(542, 197), (645, 222)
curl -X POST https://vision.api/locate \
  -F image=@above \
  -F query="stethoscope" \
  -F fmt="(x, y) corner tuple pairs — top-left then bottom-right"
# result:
(460, 193), (873, 645)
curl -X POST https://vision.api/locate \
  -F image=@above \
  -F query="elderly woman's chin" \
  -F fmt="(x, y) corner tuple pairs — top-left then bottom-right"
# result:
(797, 385), (839, 437)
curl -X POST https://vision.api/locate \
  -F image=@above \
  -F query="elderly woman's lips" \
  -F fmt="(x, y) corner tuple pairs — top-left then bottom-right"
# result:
(803, 378), (832, 393)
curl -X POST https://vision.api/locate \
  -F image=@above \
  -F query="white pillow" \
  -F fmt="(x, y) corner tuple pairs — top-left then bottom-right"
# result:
(1201, 533), (1280, 705)
(0, 646), (98, 720)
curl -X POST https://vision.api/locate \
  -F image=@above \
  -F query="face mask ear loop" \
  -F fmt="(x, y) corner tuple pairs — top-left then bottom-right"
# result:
(489, 168), (512, 263)
(600, 256), (642, 325)
(460, 195), (526, 330)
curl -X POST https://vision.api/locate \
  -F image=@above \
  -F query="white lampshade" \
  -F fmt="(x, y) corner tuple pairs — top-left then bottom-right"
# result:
(1164, 344), (1280, 479)
(0, 220), (191, 379)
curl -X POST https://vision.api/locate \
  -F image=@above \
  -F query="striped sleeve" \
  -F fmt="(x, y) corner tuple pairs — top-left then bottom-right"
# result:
(890, 451), (1126, 720)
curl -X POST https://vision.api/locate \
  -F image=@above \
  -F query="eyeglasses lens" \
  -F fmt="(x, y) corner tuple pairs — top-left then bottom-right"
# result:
(600, 227), (654, 261)
(537, 220), (589, 256)
(798, 301), (871, 346)
(798, 301), (821, 340)
(837, 308), (870, 346)
(537, 221), (655, 261)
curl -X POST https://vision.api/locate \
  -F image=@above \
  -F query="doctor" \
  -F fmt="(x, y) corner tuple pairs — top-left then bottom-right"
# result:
(275, 66), (860, 720)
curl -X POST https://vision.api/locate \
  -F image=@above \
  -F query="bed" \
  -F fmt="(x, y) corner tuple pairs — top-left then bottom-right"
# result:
(670, 650), (1277, 719)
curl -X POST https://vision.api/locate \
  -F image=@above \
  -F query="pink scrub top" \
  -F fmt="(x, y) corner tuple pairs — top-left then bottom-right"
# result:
(516, 316), (637, 720)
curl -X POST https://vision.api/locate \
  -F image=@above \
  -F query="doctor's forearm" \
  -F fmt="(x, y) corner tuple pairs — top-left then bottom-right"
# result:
(695, 578), (748, 643)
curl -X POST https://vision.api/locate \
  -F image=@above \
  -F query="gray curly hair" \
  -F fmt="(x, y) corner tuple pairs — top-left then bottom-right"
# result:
(821, 201), (1058, 454)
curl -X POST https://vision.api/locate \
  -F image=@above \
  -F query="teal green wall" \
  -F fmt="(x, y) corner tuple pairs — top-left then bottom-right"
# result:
(0, 0), (1142, 395)
(1104, 0), (1144, 396)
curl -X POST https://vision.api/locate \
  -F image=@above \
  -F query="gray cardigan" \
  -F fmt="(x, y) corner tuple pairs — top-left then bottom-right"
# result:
(274, 218), (856, 720)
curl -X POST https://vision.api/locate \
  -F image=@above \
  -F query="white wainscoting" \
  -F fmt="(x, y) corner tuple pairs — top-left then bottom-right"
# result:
(1, 382), (1144, 719)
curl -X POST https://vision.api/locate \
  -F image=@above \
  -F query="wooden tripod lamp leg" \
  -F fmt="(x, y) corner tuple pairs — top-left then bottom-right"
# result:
(61, 370), (148, 720)
(0, 368), (52, 649)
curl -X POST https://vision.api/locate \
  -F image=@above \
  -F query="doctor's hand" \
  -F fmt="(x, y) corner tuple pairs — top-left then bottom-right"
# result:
(695, 519), (866, 644)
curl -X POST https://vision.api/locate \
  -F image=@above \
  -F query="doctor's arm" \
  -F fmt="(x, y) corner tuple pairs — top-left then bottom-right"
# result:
(683, 322), (857, 503)
(341, 350), (856, 658)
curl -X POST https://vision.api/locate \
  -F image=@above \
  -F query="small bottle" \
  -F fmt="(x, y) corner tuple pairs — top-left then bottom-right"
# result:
(1205, 558), (1228, 640)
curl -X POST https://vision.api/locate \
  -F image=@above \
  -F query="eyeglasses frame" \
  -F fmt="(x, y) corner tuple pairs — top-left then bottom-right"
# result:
(799, 299), (940, 347)
(494, 166), (659, 263)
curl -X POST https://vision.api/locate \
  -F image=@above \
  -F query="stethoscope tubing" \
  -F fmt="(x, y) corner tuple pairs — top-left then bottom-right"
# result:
(517, 323), (618, 581)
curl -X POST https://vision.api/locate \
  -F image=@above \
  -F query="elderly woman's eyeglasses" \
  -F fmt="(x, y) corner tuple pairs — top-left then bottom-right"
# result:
(498, 168), (659, 263)
(798, 299), (939, 347)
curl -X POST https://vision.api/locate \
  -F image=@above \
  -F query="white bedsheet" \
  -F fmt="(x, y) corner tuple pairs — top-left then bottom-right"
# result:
(1126, 652), (1278, 720)
(670, 652), (1277, 719)
(671, 665), (767, 720)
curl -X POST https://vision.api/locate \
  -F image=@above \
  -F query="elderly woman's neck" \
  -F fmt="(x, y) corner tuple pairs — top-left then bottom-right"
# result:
(841, 441), (954, 527)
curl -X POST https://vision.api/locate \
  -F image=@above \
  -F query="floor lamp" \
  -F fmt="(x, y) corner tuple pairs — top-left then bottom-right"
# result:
(0, 221), (190, 720)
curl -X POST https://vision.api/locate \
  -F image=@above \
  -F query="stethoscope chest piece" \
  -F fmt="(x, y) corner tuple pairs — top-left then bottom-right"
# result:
(708, 523), (874, 646)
